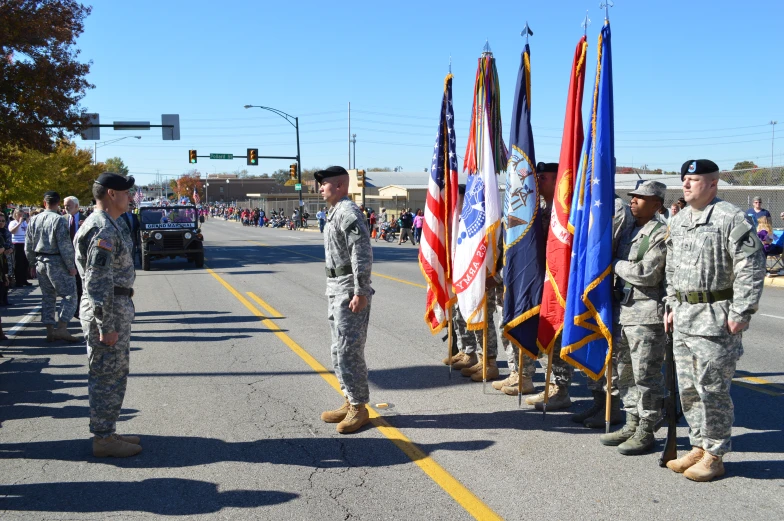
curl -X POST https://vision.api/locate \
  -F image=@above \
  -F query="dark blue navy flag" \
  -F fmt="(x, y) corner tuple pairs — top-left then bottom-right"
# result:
(502, 43), (545, 359)
(561, 22), (615, 380)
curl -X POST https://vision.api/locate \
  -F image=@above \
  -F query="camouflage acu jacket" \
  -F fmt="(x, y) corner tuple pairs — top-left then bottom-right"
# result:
(324, 197), (373, 297)
(613, 219), (667, 325)
(74, 210), (136, 335)
(24, 210), (76, 270)
(665, 197), (765, 335)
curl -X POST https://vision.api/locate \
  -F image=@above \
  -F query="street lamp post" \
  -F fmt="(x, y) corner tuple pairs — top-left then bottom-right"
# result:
(244, 105), (302, 214)
(93, 136), (142, 165)
(351, 134), (357, 170)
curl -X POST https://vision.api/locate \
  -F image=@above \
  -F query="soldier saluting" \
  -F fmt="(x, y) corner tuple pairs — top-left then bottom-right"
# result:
(74, 173), (141, 458)
(315, 166), (374, 434)
(664, 160), (765, 481)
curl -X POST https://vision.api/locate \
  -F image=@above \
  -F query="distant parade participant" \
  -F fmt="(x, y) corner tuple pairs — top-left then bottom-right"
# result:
(316, 166), (374, 434)
(24, 191), (79, 342)
(64, 196), (85, 318)
(75, 173), (142, 458)
(664, 160), (765, 481)
(599, 181), (668, 454)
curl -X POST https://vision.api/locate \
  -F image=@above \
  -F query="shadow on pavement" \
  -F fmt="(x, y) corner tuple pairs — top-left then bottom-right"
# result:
(0, 478), (297, 515)
(0, 435), (495, 470)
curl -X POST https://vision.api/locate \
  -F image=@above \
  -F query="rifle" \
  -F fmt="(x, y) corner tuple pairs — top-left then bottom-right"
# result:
(658, 328), (680, 467)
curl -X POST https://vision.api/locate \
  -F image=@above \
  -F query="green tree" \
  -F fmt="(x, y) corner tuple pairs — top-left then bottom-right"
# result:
(0, 1), (94, 152)
(103, 156), (129, 176)
(733, 160), (757, 170)
(271, 168), (288, 184)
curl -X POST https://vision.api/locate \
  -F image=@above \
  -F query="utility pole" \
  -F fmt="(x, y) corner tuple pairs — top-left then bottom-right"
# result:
(348, 102), (351, 168)
(771, 120), (778, 170)
(351, 134), (357, 171)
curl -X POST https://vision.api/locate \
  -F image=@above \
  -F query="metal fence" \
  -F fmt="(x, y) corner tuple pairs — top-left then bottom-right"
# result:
(619, 167), (784, 222)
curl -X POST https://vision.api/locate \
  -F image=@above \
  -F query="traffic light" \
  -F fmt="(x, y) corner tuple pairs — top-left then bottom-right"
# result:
(357, 169), (365, 188)
(189, 150), (197, 164)
(289, 163), (297, 180)
(247, 148), (258, 166)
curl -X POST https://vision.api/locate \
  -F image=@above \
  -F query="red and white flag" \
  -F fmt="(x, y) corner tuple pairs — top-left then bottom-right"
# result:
(419, 74), (459, 334)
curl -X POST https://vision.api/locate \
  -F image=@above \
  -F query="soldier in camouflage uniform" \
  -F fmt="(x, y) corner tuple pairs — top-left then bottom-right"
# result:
(75, 173), (142, 458)
(599, 181), (668, 454)
(315, 166), (374, 434)
(24, 191), (79, 342)
(664, 159), (765, 481)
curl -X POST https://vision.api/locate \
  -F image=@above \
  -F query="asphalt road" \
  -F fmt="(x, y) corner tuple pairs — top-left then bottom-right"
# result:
(1, 217), (782, 520)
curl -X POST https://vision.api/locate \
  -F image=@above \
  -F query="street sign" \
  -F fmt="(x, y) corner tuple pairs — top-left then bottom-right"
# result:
(294, 183), (302, 191)
(209, 153), (234, 160)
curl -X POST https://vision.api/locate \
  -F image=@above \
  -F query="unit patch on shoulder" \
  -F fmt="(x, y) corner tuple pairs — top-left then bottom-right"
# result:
(96, 239), (113, 251)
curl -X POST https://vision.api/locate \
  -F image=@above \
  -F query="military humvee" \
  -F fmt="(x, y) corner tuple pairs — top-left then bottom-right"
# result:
(139, 205), (204, 270)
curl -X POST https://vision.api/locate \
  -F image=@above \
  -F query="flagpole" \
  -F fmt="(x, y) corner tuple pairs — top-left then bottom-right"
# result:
(482, 299), (488, 394)
(605, 350), (613, 434)
(542, 353), (553, 419)
(517, 348), (524, 408)
(447, 307), (454, 379)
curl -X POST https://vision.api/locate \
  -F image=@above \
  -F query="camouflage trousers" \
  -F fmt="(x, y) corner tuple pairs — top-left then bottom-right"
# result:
(82, 297), (134, 435)
(328, 293), (371, 405)
(453, 287), (500, 359)
(36, 259), (77, 325)
(673, 329), (741, 456)
(615, 324), (666, 422)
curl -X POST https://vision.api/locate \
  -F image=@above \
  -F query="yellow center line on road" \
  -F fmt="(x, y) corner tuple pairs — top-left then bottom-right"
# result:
(204, 266), (501, 521)
(246, 240), (427, 289)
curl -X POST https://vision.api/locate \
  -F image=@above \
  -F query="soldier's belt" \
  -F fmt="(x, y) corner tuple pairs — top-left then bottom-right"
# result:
(114, 286), (135, 298)
(35, 251), (60, 257)
(675, 288), (733, 304)
(325, 265), (353, 278)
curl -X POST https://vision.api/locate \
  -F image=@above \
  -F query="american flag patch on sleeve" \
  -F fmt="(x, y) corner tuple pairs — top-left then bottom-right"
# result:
(96, 239), (113, 251)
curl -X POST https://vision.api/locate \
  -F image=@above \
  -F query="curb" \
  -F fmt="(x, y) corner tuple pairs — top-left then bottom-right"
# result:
(764, 275), (784, 288)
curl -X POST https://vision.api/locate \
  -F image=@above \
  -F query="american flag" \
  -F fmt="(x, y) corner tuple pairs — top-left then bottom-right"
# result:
(134, 190), (144, 205)
(193, 187), (201, 204)
(419, 74), (459, 334)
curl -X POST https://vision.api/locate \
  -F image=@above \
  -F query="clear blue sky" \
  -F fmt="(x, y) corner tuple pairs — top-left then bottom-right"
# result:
(76, 0), (784, 185)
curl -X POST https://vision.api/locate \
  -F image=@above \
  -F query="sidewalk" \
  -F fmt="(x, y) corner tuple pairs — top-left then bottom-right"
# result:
(0, 284), (44, 350)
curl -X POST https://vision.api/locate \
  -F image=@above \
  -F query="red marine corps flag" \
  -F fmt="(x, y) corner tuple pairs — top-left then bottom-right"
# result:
(420, 73), (459, 333)
(536, 35), (588, 354)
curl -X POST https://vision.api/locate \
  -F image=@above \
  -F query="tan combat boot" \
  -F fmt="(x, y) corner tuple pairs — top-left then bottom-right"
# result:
(52, 321), (79, 342)
(470, 357), (499, 381)
(45, 325), (54, 342)
(452, 353), (477, 371)
(684, 451), (725, 482)
(525, 384), (559, 405)
(666, 446), (705, 473)
(321, 398), (350, 423)
(492, 371), (518, 391)
(503, 375), (535, 396)
(460, 356), (484, 377)
(336, 404), (370, 434)
(443, 352), (466, 366)
(116, 434), (141, 445)
(93, 434), (143, 458)
(534, 384), (571, 410)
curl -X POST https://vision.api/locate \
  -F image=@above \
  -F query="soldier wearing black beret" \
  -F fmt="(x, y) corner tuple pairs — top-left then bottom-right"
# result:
(664, 159), (765, 480)
(74, 172), (142, 457)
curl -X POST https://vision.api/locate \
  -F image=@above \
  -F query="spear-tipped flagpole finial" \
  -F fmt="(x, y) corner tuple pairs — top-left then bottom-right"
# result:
(521, 22), (533, 44)
(600, 0), (613, 22)
(582, 10), (591, 36)
(482, 39), (492, 56)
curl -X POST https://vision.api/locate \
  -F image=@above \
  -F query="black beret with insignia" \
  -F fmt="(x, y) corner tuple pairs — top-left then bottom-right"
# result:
(96, 172), (135, 190)
(680, 159), (719, 180)
(536, 162), (559, 174)
(314, 166), (349, 184)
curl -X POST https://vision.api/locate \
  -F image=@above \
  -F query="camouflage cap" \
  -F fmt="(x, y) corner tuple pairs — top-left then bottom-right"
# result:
(628, 180), (666, 201)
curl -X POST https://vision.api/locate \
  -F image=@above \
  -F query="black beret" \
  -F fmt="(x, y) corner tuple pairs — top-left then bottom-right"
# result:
(96, 172), (135, 190)
(314, 166), (349, 183)
(536, 162), (559, 174)
(43, 191), (60, 203)
(680, 159), (719, 180)
(458, 184), (466, 195)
